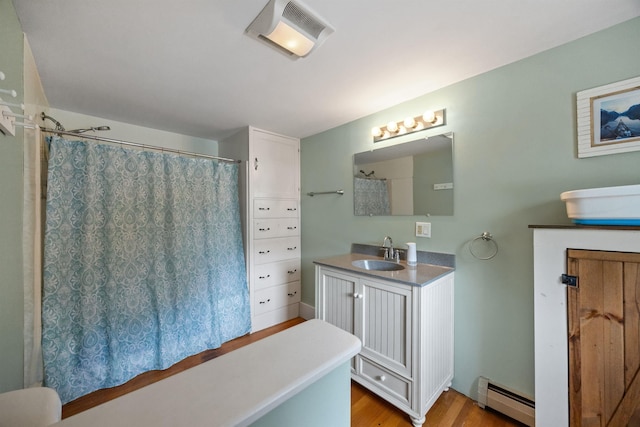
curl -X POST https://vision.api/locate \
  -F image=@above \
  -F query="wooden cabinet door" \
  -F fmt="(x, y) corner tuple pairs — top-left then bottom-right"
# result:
(567, 249), (640, 427)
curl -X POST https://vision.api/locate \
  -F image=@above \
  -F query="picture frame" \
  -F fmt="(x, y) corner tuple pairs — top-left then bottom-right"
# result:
(577, 76), (640, 158)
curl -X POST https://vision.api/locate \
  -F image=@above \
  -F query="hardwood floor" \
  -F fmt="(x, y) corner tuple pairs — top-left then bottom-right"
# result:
(62, 317), (523, 426)
(352, 380), (523, 427)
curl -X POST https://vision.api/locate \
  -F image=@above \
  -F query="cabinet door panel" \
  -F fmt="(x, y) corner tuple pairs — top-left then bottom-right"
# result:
(567, 249), (640, 427)
(361, 279), (412, 376)
(251, 131), (299, 199)
(317, 269), (357, 336)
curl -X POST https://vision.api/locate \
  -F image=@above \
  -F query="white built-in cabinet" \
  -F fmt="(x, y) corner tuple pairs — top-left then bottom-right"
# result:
(219, 127), (300, 332)
(315, 265), (454, 427)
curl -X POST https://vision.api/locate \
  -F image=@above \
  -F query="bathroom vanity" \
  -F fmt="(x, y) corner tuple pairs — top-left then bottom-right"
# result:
(314, 246), (455, 427)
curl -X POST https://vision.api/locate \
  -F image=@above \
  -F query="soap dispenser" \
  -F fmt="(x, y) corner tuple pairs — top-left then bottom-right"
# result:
(406, 242), (417, 266)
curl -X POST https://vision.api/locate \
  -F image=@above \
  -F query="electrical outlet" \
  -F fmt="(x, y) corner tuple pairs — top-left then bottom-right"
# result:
(415, 222), (431, 238)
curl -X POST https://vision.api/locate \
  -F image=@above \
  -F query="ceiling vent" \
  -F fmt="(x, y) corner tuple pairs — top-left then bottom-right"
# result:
(246, 0), (335, 59)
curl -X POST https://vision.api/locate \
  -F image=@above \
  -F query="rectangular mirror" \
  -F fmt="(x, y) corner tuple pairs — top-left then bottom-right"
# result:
(353, 132), (453, 216)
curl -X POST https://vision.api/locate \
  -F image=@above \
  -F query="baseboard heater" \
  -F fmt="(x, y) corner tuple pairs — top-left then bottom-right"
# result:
(477, 377), (535, 426)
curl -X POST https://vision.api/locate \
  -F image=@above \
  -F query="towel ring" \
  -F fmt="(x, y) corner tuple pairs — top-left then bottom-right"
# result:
(469, 231), (498, 260)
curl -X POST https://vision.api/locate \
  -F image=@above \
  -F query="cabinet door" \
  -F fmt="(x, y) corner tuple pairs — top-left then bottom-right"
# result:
(567, 249), (640, 427)
(360, 279), (412, 377)
(250, 130), (299, 199)
(316, 268), (358, 336)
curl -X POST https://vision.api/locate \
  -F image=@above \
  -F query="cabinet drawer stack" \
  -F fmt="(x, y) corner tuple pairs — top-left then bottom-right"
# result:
(251, 199), (301, 329)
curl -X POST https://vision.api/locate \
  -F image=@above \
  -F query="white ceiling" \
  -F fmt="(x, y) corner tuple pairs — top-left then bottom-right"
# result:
(12, 0), (640, 141)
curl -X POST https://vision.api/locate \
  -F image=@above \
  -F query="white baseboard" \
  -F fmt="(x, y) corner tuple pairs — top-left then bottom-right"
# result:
(299, 302), (315, 320)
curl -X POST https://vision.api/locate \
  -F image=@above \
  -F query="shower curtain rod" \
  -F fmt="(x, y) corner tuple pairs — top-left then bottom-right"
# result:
(40, 127), (240, 164)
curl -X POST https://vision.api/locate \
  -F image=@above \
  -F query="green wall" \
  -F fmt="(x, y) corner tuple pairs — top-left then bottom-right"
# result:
(0, 0), (25, 393)
(300, 17), (640, 400)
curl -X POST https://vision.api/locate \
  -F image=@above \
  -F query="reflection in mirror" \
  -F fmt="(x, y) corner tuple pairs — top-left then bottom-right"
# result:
(353, 132), (453, 216)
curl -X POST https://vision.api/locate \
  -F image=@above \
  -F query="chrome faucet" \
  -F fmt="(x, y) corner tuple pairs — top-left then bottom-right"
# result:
(382, 236), (394, 261)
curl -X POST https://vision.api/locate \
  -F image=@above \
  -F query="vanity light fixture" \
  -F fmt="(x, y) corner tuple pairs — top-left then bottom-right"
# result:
(372, 109), (446, 142)
(246, 0), (335, 59)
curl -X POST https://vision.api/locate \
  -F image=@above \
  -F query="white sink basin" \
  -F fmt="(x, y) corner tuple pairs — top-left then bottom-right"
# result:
(352, 259), (405, 271)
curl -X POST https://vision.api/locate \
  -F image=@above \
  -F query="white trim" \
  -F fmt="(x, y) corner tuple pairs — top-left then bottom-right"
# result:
(299, 302), (315, 320)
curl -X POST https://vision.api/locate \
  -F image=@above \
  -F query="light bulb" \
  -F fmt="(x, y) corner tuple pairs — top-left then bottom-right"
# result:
(423, 110), (436, 123)
(371, 127), (382, 137)
(387, 121), (398, 133)
(403, 117), (416, 129)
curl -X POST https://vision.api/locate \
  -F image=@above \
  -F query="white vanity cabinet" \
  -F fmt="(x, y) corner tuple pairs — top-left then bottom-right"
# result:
(219, 127), (300, 332)
(315, 264), (454, 427)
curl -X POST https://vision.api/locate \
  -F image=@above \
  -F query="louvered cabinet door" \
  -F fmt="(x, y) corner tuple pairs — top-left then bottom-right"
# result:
(567, 249), (640, 427)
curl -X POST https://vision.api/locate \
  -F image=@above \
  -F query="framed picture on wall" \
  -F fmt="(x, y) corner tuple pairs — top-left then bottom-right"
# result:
(577, 76), (640, 158)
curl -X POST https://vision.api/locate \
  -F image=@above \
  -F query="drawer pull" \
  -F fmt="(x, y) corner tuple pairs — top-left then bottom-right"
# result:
(353, 293), (363, 299)
(287, 208), (297, 211)
(288, 291), (297, 297)
(378, 375), (386, 382)
(258, 227), (271, 232)
(258, 250), (271, 254)
(287, 269), (297, 274)
(259, 299), (271, 304)
(258, 274), (271, 279)
(287, 226), (297, 230)
(287, 246), (297, 251)
(258, 207), (270, 211)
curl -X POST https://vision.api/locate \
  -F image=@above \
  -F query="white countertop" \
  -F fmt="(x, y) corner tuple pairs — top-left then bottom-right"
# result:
(314, 253), (454, 287)
(52, 319), (361, 427)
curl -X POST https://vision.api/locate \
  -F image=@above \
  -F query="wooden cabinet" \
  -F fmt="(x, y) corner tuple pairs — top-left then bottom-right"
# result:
(532, 226), (640, 427)
(220, 127), (300, 332)
(566, 249), (640, 427)
(315, 265), (454, 427)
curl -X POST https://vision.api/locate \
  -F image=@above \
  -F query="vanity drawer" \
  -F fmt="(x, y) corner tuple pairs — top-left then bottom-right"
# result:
(358, 357), (412, 407)
(253, 218), (299, 239)
(253, 237), (300, 265)
(254, 281), (301, 316)
(253, 260), (301, 291)
(254, 199), (299, 219)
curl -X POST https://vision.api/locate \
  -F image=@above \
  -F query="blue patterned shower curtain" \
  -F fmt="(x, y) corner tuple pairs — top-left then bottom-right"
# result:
(353, 177), (391, 216)
(42, 137), (250, 404)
